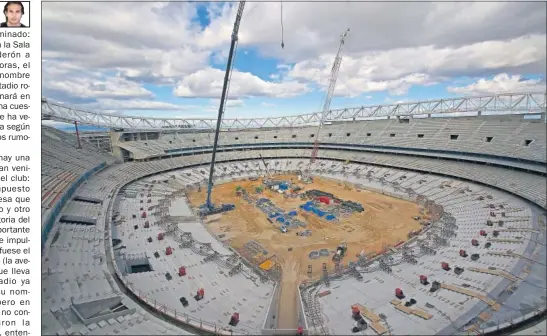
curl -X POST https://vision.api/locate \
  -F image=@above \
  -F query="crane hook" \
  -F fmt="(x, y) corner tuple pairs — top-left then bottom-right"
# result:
(280, 2), (285, 49)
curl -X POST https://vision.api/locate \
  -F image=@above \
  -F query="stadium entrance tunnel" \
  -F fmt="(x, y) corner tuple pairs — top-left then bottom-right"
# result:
(73, 195), (103, 204)
(59, 215), (97, 225)
(124, 256), (153, 274)
(71, 295), (135, 325)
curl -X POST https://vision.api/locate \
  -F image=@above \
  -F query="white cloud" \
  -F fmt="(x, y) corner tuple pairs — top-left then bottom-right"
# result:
(81, 99), (196, 112)
(198, 2), (545, 98)
(42, 60), (197, 113)
(287, 35), (545, 97)
(42, 1), (545, 113)
(205, 2), (545, 62)
(173, 67), (310, 98)
(42, 120), (75, 128)
(45, 75), (153, 100)
(447, 73), (547, 95)
(42, 2), (210, 84)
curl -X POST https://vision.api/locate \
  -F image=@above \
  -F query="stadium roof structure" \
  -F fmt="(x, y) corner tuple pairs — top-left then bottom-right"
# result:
(41, 92), (546, 131)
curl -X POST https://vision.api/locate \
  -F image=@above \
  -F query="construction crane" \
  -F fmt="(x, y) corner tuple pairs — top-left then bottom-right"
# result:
(200, 1), (245, 216)
(259, 154), (273, 181)
(302, 28), (350, 182)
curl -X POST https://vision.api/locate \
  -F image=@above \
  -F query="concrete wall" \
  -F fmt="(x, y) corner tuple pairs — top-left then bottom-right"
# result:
(297, 286), (309, 332)
(260, 284), (309, 335)
(261, 282), (281, 332)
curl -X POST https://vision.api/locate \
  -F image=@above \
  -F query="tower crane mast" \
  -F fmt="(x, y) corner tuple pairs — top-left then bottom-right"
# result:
(201, 1), (245, 216)
(303, 28), (350, 182)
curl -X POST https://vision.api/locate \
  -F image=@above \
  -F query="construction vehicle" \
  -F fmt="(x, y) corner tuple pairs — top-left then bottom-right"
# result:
(296, 229), (312, 236)
(352, 318), (368, 332)
(302, 28), (350, 182)
(179, 296), (189, 307)
(229, 312), (240, 326)
(194, 288), (205, 301)
(404, 299), (417, 307)
(351, 305), (361, 319)
(200, 2), (245, 216)
(198, 203), (235, 216)
(332, 241), (347, 262)
(430, 281), (440, 292)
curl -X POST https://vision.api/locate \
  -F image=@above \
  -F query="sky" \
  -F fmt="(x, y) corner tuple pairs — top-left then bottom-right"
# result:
(41, 1), (547, 129)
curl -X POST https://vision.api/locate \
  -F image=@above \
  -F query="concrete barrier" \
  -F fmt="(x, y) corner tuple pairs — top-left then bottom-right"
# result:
(261, 282), (281, 331)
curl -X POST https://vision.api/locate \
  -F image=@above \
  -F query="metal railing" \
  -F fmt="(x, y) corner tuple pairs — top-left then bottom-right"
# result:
(458, 306), (546, 335)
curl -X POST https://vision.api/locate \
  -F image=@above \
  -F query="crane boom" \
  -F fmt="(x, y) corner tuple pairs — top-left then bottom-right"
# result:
(259, 154), (273, 180)
(203, 1), (245, 213)
(303, 29), (349, 181)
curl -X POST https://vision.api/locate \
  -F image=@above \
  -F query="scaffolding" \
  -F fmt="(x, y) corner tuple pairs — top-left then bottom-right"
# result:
(322, 262), (330, 287)
(420, 243), (437, 255)
(378, 258), (393, 273)
(303, 287), (328, 335)
(402, 249), (418, 265)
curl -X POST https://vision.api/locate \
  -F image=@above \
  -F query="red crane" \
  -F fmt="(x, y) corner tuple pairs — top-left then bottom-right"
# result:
(302, 28), (350, 182)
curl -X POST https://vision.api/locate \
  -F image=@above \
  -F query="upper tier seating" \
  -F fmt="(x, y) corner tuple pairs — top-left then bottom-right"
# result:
(41, 126), (116, 228)
(115, 115), (547, 164)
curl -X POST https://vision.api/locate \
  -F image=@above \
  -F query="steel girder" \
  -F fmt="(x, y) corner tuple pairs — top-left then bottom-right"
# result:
(41, 91), (546, 131)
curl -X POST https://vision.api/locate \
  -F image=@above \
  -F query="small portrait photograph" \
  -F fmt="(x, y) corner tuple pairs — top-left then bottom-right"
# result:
(1, 1), (29, 27)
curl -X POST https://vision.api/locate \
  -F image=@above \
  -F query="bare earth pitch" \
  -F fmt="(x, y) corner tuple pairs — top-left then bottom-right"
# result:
(186, 174), (423, 328)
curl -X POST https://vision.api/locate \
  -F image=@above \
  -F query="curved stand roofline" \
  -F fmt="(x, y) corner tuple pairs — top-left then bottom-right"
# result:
(41, 91), (546, 130)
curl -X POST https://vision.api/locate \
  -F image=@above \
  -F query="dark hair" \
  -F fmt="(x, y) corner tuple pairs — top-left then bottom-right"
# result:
(4, 1), (25, 15)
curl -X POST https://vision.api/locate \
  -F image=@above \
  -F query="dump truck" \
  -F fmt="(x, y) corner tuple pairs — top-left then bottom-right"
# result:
(332, 241), (347, 262)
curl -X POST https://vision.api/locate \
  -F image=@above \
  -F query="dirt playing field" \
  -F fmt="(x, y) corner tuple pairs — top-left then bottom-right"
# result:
(186, 174), (422, 329)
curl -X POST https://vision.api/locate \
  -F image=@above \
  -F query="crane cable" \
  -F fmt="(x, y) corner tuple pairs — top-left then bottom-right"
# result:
(280, 2), (284, 49)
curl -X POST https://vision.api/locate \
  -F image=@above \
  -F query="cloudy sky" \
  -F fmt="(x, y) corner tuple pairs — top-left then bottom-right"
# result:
(42, 1), (546, 124)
